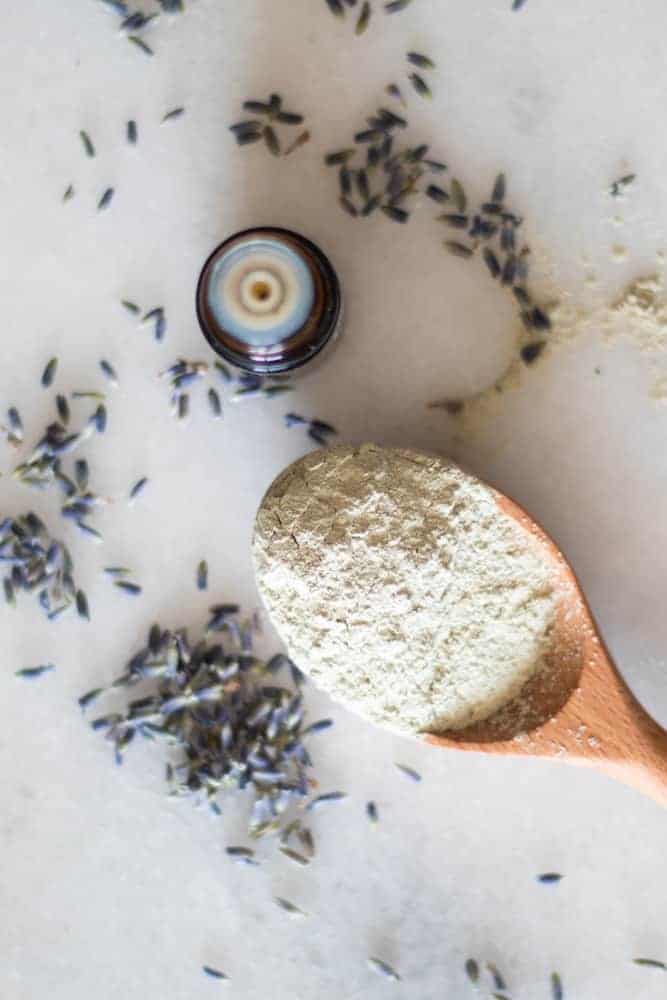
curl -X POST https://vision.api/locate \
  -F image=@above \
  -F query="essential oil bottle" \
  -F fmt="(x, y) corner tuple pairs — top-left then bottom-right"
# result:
(196, 227), (343, 375)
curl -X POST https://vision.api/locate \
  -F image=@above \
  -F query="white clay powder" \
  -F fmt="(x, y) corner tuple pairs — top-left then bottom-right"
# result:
(253, 444), (557, 735)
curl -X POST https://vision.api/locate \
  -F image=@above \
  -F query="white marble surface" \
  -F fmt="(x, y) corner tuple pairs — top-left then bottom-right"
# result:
(2, 1), (666, 998)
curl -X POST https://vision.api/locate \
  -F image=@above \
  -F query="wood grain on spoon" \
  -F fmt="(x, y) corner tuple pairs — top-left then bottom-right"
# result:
(425, 492), (667, 807)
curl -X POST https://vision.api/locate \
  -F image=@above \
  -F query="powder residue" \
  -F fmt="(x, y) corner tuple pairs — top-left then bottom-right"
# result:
(556, 273), (667, 400)
(457, 269), (667, 429)
(605, 274), (667, 352)
(538, 272), (667, 356)
(253, 444), (557, 736)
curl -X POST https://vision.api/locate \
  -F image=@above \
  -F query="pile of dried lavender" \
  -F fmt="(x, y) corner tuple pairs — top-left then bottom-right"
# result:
(82, 608), (334, 843)
(229, 94), (308, 157)
(324, 104), (446, 222)
(0, 360), (123, 620)
(440, 171), (552, 363)
(13, 379), (109, 542)
(0, 512), (87, 621)
(325, 99), (552, 364)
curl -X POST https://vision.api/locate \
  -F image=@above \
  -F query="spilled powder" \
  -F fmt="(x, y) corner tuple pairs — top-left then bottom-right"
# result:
(456, 268), (667, 425)
(606, 274), (667, 346)
(253, 444), (557, 736)
(557, 272), (667, 401)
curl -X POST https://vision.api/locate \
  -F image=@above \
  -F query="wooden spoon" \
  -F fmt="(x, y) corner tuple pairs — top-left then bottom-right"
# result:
(426, 491), (667, 806)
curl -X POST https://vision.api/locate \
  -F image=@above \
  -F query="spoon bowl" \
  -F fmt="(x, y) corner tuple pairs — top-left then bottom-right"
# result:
(426, 490), (667, 806)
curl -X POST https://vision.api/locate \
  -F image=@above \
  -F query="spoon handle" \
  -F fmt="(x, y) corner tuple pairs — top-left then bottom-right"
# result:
(578, 651), (667, 806)
(592, 710), (667, 806)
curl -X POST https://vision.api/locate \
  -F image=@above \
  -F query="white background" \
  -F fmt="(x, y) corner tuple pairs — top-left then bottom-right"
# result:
(1, 1), (666, 997)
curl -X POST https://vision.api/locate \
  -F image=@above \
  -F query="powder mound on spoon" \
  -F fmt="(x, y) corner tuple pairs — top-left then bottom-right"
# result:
(253, 444), (557, 736)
